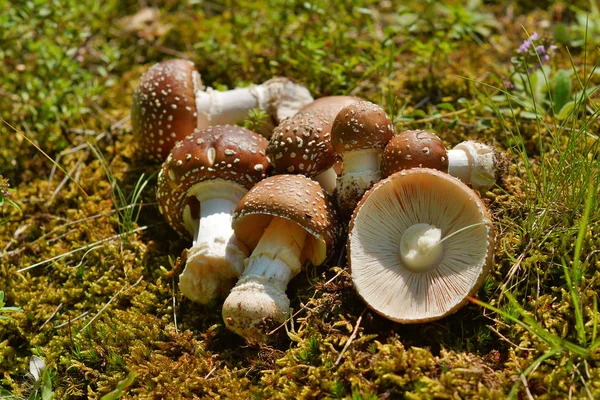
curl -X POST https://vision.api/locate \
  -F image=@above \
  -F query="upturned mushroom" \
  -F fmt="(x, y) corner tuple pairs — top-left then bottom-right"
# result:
(132, 59), (313, 162)
(382, 130), (507, 191)
(331, 101), (394, 215)
(156, 125), (271, 304)
(267, 96), (361, 193)
(222, 174), (337, 341)
(348, 168), (494, 323)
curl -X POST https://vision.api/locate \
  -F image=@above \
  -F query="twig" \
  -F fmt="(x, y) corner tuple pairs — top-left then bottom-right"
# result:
(519, 373), (535, 400)
(172, 276), (179, 333)
(48, 157), (85, 205)
(38, 303), (63, 331)
(267, 302), (310, 336)
(335, 309), (365, 366)
(487, 325), (535, 351)
(204, 366), (218, 380)
(81, 275), (144, 331)
(324, 268), (347, 286)
(16, 226), (148, 273)
(55, 311), (90, 329)
(574, 363), (594, 400)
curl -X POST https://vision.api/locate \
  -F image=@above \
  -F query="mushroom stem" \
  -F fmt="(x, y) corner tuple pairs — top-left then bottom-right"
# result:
(179, 181), (249, 304)
(314, 167), (337, 194)
(447, 141), (499, 191)
(336, 148), (383, 212)
(222, 217), (307, 341)
(195, 78), (313, 133)
(399, 223), (444, 273)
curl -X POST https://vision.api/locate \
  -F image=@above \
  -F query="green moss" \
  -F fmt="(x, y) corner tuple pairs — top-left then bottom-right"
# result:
(3, 0), (600, 399)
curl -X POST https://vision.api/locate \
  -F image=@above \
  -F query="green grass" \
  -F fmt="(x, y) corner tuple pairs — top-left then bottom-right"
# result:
(2, 1), (600, 399)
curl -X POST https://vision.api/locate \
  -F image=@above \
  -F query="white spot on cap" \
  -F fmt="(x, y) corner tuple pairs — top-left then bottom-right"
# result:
(207, 147), (216, 166)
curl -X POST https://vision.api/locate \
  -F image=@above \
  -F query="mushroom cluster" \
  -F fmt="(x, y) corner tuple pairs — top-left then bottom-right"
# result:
(135, 59), (509, 342)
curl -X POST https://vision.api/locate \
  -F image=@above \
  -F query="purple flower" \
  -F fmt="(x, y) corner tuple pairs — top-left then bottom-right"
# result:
(514, 32), (558, 72)
(518, 40), (532, 53)
(517, 32), (539, 53)
(502, 76), (515, 90)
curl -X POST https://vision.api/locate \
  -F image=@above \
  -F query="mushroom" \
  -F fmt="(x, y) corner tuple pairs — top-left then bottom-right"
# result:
(267, 96), (361, 193)
(132, 59), (200, 162)
(381, 131), (507, 191)
(132, 59), (313, 162)
(222, 174), (338, 341)
(381, 130), (448, 176)
(446, 141), (508, 191)
(331, 101), (394, 215)
(156, 125), (271, 304)
(348, 168), (494, 323)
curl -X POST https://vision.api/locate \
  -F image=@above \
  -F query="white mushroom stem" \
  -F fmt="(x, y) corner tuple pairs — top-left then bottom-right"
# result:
(179, 180), (249, 304)
(447, 141), (498, 191)
(314, 167), (337, 194)
(195, 78), (313, 133)
(336, 148), (382, 211)
(222, 217), (307, 341)
(400, 223), (444, 273)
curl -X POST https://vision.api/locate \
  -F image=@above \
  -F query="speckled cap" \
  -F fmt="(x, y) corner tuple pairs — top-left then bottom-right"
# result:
(157, 125), (271, 237)
(267, 96), (361, 176)
(232, 174), (338, 266)
(382, 130), (448, 177)
(131, 59), (202, 162)
(331, 101), (394, 154)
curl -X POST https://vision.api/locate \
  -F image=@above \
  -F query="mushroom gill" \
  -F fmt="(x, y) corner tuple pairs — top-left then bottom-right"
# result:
(348, 168), (494, 323)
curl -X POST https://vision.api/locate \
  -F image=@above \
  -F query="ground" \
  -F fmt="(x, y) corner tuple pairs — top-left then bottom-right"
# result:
(1, 0), (600, 399)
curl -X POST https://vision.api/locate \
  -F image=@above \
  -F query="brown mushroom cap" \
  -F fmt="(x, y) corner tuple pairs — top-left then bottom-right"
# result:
(232, 174), (338, 266)
(157, 125), (271, 237)
(348, 168), (494, 323)
(381, 130), (449, 177)
(131, 59), (201, 162)
(298, 96), (362, 120)
(267, 96), (361, 176)
(331, 101), (394, 154)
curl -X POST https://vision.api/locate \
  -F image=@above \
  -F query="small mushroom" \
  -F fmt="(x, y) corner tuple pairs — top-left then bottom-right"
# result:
(381, 130), (448, 176)
(267, 96), (361, 193)
(132, 59), (313, 162)
(156, 125), (271, 304)
(382, 131), (507, 191)
(446, 141), (508, 191)
(348, 168), (494, 323)
(331, 101), (394, 215)
(222, 174), (337, 341)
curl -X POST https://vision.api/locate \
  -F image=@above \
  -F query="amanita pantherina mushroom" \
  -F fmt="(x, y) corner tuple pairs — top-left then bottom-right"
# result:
(331, 101), (394, 215)
(267, 96), (361, 193)
(132, 59), (313, 162)
(348, 168), (494, 323)
(157, 125), (271, 304)
(132, 59), (200, 162)
(381, 130), (449, 176)
(222, 174), (337, 341)
(382, 130), (507, 191)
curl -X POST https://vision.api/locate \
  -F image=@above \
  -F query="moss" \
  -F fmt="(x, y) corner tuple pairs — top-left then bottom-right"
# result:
(3, 0), (600, 399)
